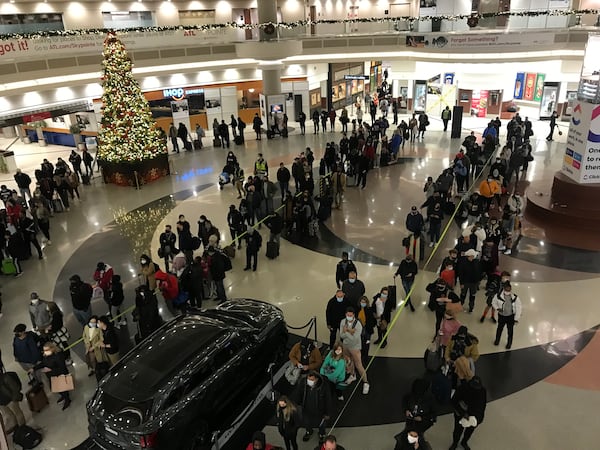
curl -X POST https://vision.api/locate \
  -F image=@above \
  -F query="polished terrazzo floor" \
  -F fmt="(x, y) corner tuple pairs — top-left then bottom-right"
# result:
(0, 113), (598, 450)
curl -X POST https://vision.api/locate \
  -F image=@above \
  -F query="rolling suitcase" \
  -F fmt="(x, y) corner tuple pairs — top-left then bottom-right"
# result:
(52, 197), (64, 213)
(266, 241), (279, 259)
(317, 197), (332, 221)
(2, 258), (16, 275)
(184, 140), (192, 151)
(26, 382), (49, 413)
(81, 174), (91, 185)
(213, 138), (221, 147)
(193, 139), (201, 150)
(234, 135), (244, 145)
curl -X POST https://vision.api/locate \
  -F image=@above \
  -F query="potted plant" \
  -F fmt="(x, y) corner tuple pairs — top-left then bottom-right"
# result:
(32, 120), (48, 146)
(70, 123), (82, 147)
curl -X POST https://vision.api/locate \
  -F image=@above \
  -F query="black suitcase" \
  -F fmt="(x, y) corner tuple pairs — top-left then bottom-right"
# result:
(281, 128), (288, 138)
(234, 135), (244, 145)
(81, 174), (91, 185)
(266, 241), (279, 259)
(213, 138), (221, 147)
(193, 139), (201, 150)
(184, 141), (192, 151)
(388, 283), (397, 309)
(266, 130), (274, 139)
(13, 425), (42, 449)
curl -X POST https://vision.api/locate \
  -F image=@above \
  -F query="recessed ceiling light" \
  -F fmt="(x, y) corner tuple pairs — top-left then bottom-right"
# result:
(9, 0), (15, 3)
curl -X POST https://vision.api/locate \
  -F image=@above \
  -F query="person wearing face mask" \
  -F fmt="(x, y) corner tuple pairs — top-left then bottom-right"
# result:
(426, 278), (460, 337)
(325, 290), (350, 349)
(12, 324), (43, 385)
(98, 316), (120, 366)
(291, 371), (332, 443)
(31, 343), (71, 410)
(480, 270), (510, 323)
(492, 282), (522, 349)
(139, 254), (157, 291)
(356, 296), (376, 367)
(394, 427), (432, 450)
(335, 252), (357, 289)
(339, 308), (369, 394)
(276, 395), (301, 450)
(456, 249), (482, 313)
(254, 153), (269, 179)
(402, 379), (437, 435)
(93, 262), (114, 303)
(438, 310), (462, 348)
(320, 343), (347, 401)
(28, 292), (51, 332)
(341, 271), (365, 312)
(405, 206), (425, 261)
(373, 287), (394, 348)
(159, 224), (177, 272)
(82, 315), (106, 377)
(395, 254), (418, 312)
(440, 260), (456, 291)
(479, 176), (501, 212)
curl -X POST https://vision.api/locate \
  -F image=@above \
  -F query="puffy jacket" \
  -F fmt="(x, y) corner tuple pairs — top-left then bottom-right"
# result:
(155, 270), (179, 301)
(479, 179), (501, 198)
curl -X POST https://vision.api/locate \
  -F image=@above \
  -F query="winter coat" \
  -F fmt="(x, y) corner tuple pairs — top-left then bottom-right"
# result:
(13, 333), (41, 365)
(406, 212), (425, 234)
(439, 317), (462, 347)
(141, 262), (157, 291)
(276, 406), (301, 439)
(34, 351), (69, 377)
(452, 377), (487, 424)
(341, 278), (365, 310)
(292, 374), (332, 428)
(288, 341), (323, 371)
(446, 334), (480, 362)
(70, 280), (93, 311)
(335, 259), (357, 285)
(456, 258), (482, 284)
(82, 325), (108, 363)
(155, 270), (179, 301)
(326, 296), (350, 329)
(396, 259), (418, 280)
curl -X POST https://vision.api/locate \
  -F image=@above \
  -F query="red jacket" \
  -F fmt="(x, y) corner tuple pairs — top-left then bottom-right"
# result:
(93, 264), (114, 292)
(155, 270), (179, 301)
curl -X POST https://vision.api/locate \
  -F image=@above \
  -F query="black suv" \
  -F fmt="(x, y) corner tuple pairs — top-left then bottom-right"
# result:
(87, 299), (288, 450)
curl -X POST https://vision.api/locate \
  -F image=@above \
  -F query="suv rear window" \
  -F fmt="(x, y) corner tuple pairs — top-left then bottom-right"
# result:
(97, 391), (154, 426)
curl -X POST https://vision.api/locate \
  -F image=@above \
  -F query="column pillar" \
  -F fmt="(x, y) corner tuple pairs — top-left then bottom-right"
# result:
(257, 0), (278, 41)
(262, 67), (281, 97)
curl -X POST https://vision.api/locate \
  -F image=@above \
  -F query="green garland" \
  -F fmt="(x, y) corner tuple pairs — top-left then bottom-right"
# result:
(0, 9), (598, 41)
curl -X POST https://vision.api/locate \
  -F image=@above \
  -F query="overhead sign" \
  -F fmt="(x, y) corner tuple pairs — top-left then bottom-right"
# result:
(344, 75), (369, 81)
(162, 87), (204, 100)
(562, 102), (600, 183)
(22, 112), (51, 123)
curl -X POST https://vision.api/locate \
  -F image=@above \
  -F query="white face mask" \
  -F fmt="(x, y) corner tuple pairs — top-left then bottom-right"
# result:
(336, 296), (344, 303)
(307, 379), (316, 387)
(43, 351), (52, 356)
(360, 302), (367, 308)
(381, 293), (388, 298)
(447, 266), (453, 271)
(140, 259), (148, 265)
(31, 299), (39, 305)
(89, 322), (97, 328)
(348, 278), (356, 283)
(407, 435), (419, 444)
(335, 349), (343, 356)
(504, 291), (511, 296)
(346, 316), (354, 322)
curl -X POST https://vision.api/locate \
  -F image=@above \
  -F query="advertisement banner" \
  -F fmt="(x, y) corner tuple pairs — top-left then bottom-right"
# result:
(523, 73), (536, 101)
(471, 90), (489, 118)
(514, 73), (525, 100)
(405, 32), (554, 50)
(562, 102), (600, 184)
(0, 28), (233, 62)
(533, 73), (546, 102)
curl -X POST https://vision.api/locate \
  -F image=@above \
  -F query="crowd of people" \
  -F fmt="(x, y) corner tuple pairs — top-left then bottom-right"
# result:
(0, 150), (94, 278)
(0, 88), (539, 449)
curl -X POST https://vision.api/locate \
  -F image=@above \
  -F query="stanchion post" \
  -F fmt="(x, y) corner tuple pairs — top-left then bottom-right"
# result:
(134, 170), (140, 190)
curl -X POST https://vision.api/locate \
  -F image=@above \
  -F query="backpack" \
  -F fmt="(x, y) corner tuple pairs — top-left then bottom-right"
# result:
(425, 341), (444, 372)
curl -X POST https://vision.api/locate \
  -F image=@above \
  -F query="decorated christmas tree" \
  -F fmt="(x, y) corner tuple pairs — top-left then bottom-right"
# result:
(97, 32), (166, 164)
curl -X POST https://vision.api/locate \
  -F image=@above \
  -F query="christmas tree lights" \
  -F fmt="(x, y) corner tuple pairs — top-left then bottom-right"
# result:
(97, 32), (167, 164)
